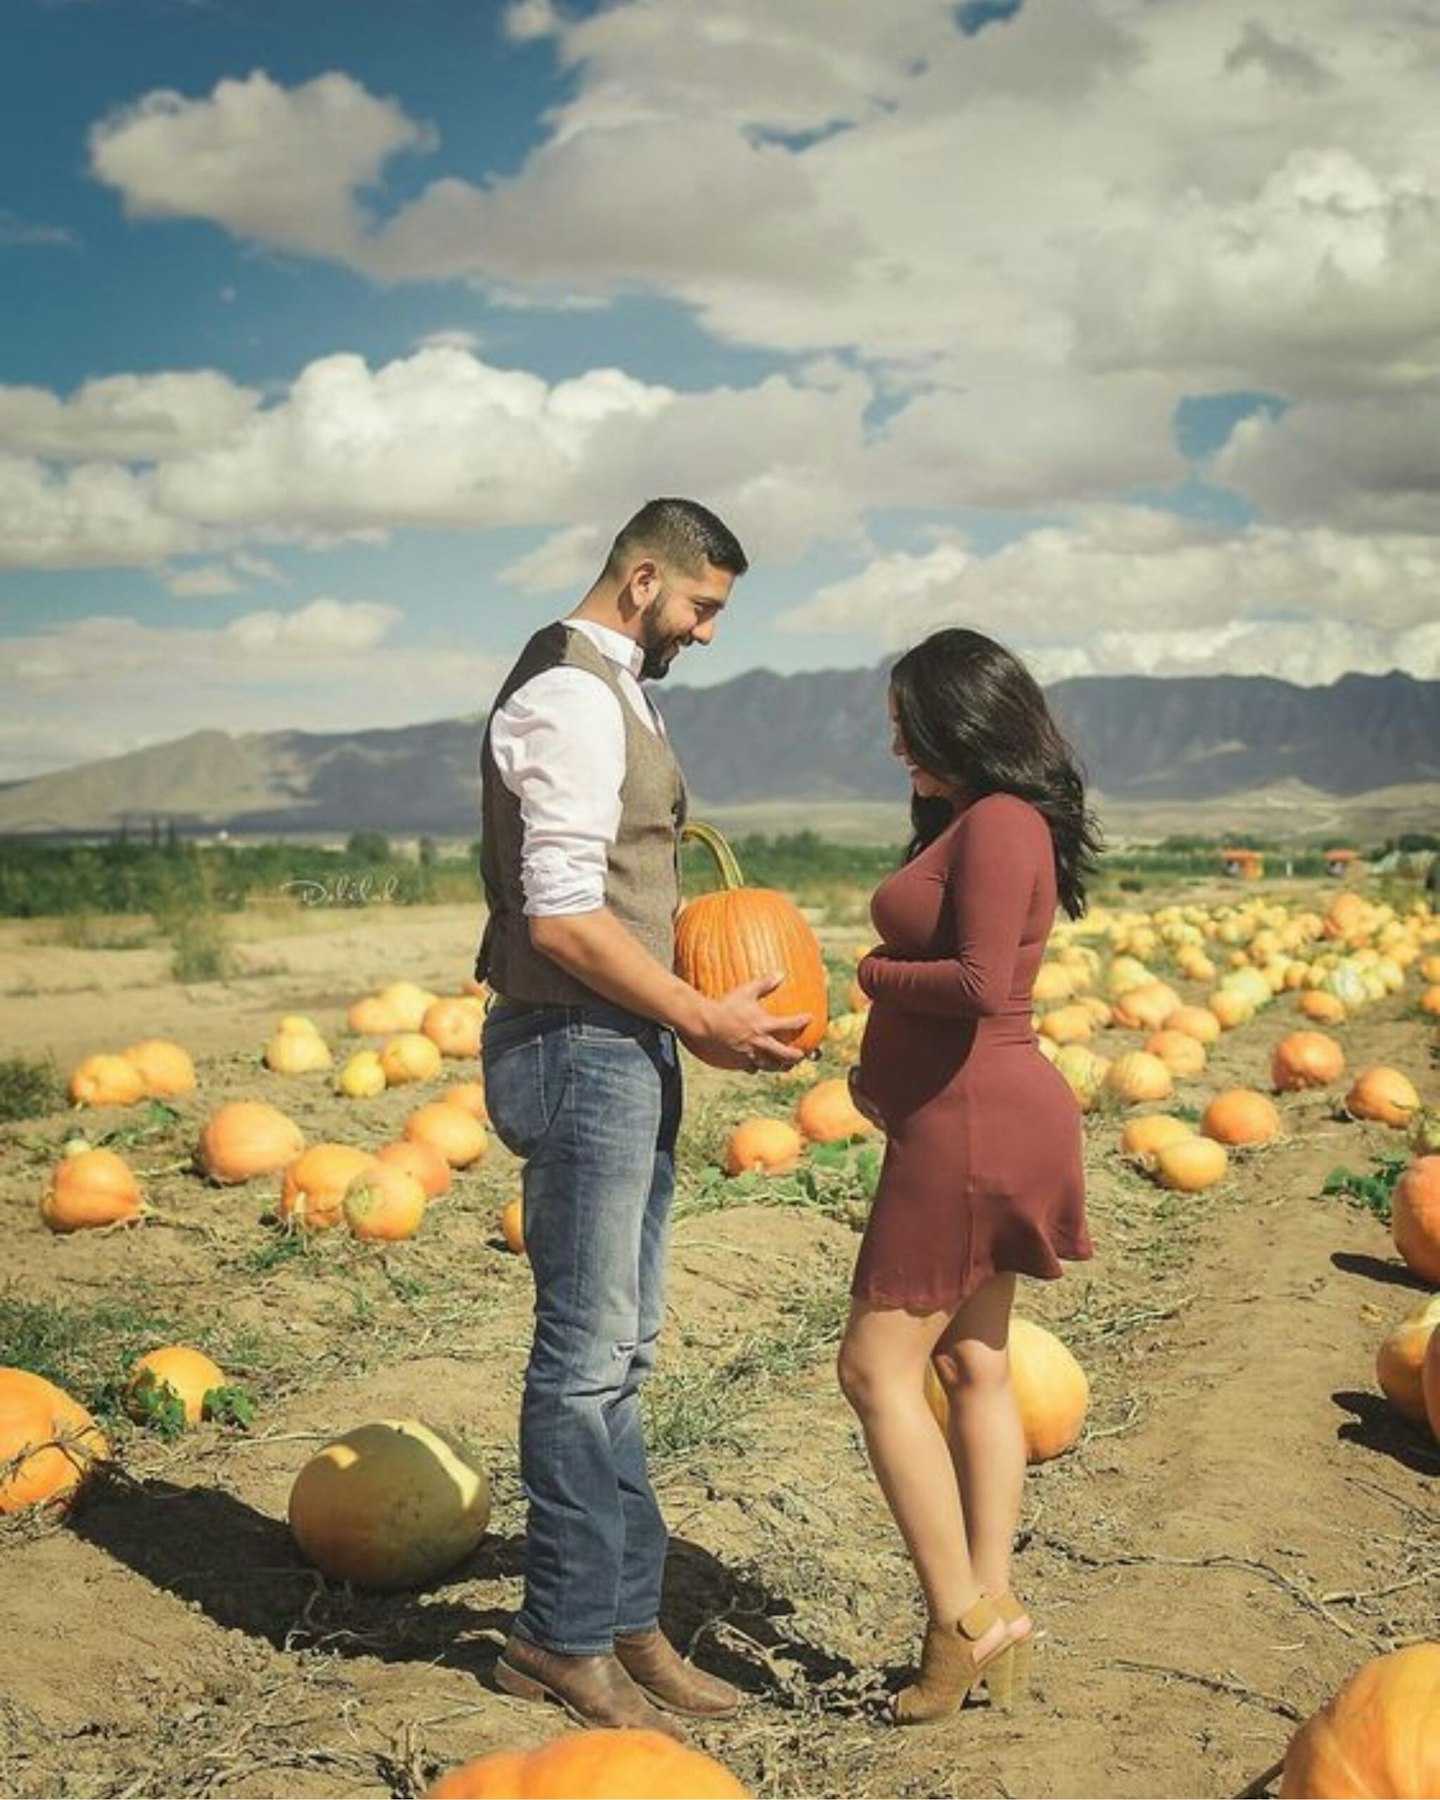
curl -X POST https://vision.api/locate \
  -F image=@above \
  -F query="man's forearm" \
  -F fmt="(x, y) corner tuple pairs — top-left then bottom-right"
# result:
(528, 907), (707, 1035)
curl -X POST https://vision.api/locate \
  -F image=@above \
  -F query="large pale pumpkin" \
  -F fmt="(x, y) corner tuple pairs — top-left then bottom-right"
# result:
(427, 1729), (749, 1798)
(0, 1367), (109, 1513)
(288, 1418), (490, 1591)
(674, 822), (828, 1055)
(925, 1316), (1089, 1463)
(1279, 1643), (1440, 1798)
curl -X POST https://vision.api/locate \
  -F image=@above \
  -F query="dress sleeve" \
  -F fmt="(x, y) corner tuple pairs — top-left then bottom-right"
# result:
(857, 798), (1043, 1017)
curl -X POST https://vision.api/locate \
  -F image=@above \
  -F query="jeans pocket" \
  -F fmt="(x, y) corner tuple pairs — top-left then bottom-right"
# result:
(483, 1028), (569, 1161)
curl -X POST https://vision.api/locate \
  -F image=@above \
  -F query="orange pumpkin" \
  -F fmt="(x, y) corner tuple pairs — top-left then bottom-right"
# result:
(1279, 1643), (1440, 1798)
(1036, 1004), (1094, 1046)
(1346, 1067), (1420, 1129)
(0, 1368), (109, 1513)
(1152, 1136), (1229, 1192)
(1166, 1005), (1222, 1046)
(441, 1080), (489, 1122)
(1297, 989), (1347, 1025)
(40, 1147), (144, 1233)
(198, 1101), (305, 1185)
(1110, 979), (1180, 1032)
(347, 994), (405, 1036)
(1103, 1051), (1174, 1106)
(377, 982), (438, 1032)
(122, 1038), (197, 1098)
(723, 1118), (804, 1176)
(379, 1032), (444, 1087)
(427, 1729), (749, 1799)
(375, 1139), (452, 1201)
(1202, 1088), (1282, 1147)
(1271, 1031), (1345, 1092)
(675, 821), (828, 1055)
(421, 998), (483, 1060)
(1424, 1321), (1440, 1443)
(1375, 1294), (1440, 1426)
(405, 1102), (489, 1169)
(500, 1196), (526, 1254)
(343, 1163), (428, 1243)
(125, 1346), (226, 1427)
(1390, 1157), (1440, 1284)
(924, 1316), (1089, 1464)
(794, 1077), (877, 1144)
(1144, 1029), (1207, 1078)
(278, 1144), (377, 1231)
(1119, 1114), (1194, 1161)
(67, 1052), (146, 1109)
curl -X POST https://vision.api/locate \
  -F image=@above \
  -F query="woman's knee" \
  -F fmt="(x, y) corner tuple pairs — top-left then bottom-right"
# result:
(931, 1337), (1011, 1400)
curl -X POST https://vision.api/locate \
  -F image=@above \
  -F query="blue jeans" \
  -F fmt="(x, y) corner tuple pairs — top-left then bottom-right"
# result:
(482, 999), (682, 1654)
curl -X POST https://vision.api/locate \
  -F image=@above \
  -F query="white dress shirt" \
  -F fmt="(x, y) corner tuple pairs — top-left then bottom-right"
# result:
(488, 619), (663, 917)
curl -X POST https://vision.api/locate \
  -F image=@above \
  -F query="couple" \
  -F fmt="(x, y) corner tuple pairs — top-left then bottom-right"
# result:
(475, 498), (1098, 1736)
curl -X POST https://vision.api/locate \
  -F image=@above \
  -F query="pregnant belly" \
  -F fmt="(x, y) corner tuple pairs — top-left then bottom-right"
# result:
(856, 1003), (976, 1123)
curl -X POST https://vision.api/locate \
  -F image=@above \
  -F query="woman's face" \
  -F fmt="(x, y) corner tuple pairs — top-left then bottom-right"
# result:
(888, 689), (958, 801)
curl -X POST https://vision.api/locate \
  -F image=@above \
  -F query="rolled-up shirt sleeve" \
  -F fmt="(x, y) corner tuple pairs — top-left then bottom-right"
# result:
(488, 667), (629, 917)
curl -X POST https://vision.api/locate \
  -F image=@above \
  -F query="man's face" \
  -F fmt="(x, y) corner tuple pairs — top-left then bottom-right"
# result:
(635, 560), (734, 680)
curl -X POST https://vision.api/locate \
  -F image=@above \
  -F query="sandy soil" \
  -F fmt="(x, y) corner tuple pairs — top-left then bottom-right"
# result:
(1, 899), (1437, 1800)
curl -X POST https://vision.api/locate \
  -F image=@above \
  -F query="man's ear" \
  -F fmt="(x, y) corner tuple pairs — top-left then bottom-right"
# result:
(627, 557), (663, 604)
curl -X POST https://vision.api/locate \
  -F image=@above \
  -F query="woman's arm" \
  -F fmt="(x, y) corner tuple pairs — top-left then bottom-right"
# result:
(857, 797), (1044, 1018)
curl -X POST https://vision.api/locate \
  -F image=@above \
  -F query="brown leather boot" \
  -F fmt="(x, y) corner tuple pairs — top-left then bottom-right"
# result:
(494, 1634), (689, 1741)
(614, 1626), (742, 1718)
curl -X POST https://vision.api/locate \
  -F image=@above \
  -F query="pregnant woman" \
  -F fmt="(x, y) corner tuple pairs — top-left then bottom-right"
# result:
(838, 626), (1100, 1725)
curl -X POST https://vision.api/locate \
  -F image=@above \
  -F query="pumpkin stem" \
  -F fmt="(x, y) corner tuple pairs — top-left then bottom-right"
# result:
(680, 820), (747, 892)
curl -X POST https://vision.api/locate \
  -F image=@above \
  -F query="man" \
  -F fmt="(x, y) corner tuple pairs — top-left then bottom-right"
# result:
(477, 498), (808, 1735)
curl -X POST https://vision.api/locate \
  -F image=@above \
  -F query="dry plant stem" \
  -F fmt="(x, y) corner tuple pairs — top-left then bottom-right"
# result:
(1234, 1755), (1288, 1799)
(1108, 1658), (1306, 1722)
(1034, 1532), (1377, 1648)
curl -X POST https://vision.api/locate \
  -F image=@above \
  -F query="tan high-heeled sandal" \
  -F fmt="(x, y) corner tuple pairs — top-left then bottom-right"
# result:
(892, 1594), (1012, 1726)
(984, 1591), (1035, 1710)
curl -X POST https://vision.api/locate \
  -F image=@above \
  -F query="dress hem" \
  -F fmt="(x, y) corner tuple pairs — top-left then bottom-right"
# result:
(850, 1243), (1093, 1314)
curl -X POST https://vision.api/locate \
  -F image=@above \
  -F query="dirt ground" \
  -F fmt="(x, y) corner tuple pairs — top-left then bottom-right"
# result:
(1, 897), (1436, 1800)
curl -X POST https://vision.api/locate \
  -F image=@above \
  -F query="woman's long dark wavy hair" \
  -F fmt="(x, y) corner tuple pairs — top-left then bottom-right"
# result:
(890, 627), (1102, 918)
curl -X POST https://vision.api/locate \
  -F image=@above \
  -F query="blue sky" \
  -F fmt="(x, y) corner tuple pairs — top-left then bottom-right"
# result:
(3, 0), (1438, 781)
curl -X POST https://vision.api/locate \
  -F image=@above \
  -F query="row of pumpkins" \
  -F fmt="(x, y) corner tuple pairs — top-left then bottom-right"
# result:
(2, 1353), (1435, 1797)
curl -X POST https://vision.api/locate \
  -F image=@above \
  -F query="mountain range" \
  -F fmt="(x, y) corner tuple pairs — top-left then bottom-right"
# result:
(1, 667), (1436, 839)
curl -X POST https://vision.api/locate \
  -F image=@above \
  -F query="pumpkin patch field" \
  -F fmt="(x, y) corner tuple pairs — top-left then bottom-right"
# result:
(1, 880), (1437, 1800)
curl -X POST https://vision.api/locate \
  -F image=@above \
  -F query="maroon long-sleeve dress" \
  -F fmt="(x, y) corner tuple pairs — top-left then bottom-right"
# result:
(851, 791), (1092, 1311)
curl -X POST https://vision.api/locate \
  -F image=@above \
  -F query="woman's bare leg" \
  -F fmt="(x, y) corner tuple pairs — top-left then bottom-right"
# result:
(931, 1274), (1027, 1614)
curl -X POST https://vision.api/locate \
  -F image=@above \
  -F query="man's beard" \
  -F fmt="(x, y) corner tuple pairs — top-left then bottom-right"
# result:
(640, 641), (679, 680)
(638, 597), (684, 681)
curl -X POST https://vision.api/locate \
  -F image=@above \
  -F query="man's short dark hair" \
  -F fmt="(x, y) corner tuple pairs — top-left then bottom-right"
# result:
(605, 498), (748, 580)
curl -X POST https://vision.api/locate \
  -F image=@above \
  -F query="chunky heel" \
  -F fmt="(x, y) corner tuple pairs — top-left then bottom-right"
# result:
(984, 1644), (1017, 1709)
(992, 1592), (1035, 1707)
(893, 1595), (1012, 1726)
